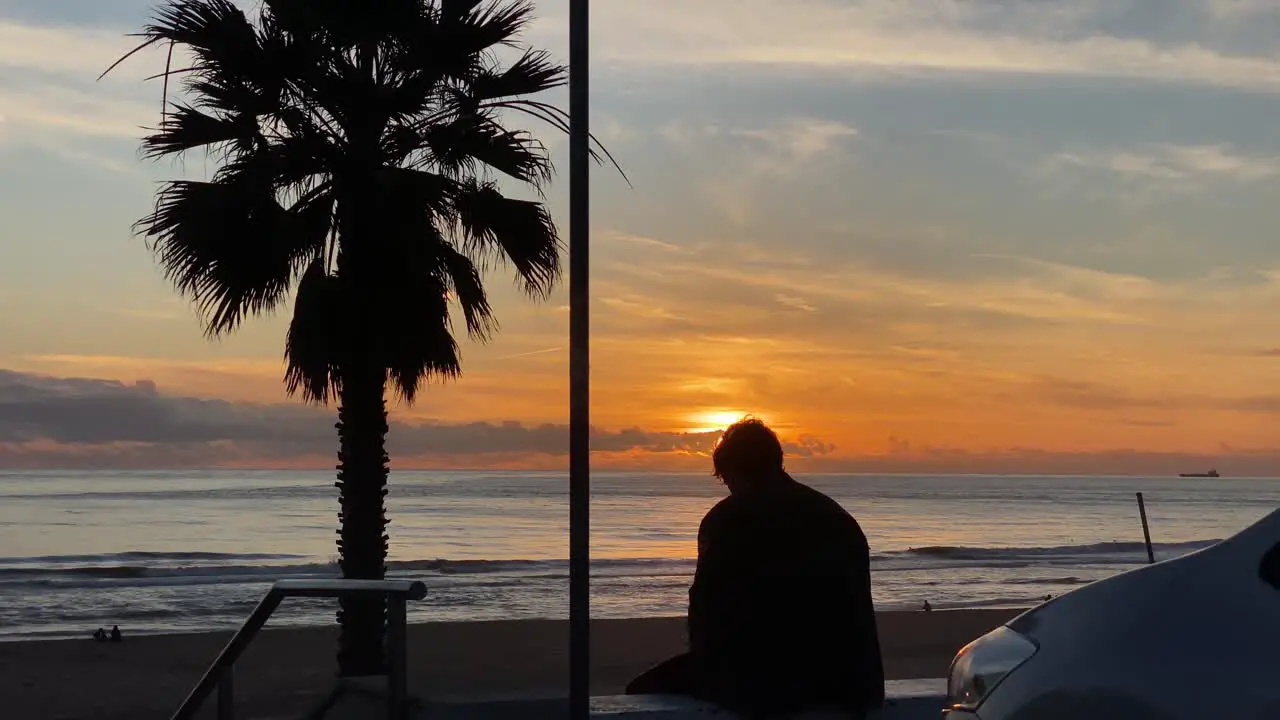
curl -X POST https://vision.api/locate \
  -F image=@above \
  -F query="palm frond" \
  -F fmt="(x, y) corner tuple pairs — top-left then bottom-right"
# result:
(470, 48), (564, 101)
(439, 241), (496, 341)
(144, 0), (257, 63)
(488, 99), (632, 188)
(458, 0), (536, 53)
(452, 178), (560, 298)
(138, 179), (328, 337)
(368, 166), (494, 342)
(372, 236), (463, 403)
(141, 103), (252, 159)
(383, 297), (461, 404)
(285, 257), (342, 403)
(376, 166), (460, 223)
(98, 35), (164, 81)
(245, 137), (335, 193)
(141, 0), (291, 123)
(416, 112), (552, 184)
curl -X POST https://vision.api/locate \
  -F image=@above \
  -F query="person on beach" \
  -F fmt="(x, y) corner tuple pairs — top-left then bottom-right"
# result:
(627, 418), (885, 718)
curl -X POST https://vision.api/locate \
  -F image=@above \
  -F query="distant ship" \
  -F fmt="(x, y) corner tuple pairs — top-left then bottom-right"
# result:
(1179, 469), (1220, 478)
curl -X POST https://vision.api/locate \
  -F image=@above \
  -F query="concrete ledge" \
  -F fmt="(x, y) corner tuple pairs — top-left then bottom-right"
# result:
(417, 679), (946, 720)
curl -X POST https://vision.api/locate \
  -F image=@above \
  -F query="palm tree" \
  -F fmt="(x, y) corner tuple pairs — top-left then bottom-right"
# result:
(108, 0), (614, 676)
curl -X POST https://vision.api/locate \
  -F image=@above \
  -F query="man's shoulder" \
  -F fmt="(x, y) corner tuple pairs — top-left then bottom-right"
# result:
(699, 494), (746, 529)
(789, 479), (868, 540)
(789, 478), (853, 513)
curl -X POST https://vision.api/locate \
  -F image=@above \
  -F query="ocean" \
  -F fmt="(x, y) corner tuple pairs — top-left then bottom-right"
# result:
(1, 470), (1276, 640)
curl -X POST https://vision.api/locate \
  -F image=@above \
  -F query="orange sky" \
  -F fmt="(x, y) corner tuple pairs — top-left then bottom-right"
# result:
(3, 0), (1280, 473)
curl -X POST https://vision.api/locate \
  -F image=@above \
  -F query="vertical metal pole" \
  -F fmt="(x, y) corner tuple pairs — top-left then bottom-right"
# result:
(1136, 492), (1155, 564)
(217, 666), (234, 720)
(387, 597), (408, 720)
(568, 0), (592, 717)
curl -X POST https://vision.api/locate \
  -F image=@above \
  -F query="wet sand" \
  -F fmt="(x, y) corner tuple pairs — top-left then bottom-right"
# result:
(0, 609), (1020, 719)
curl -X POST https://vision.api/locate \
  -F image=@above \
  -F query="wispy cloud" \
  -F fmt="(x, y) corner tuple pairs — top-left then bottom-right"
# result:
(4, 0), (1280, 159)
(0, 18), (162, 169)
(0, 20), (136, 75)
(731, 119), (859, 176)
(1046, 144), (1280, 187)
(609, 232), (688, 254)
(608, 251), (1163, 329)
(528, 0), (1280, 91)
(494, 346), (564, 361)
(775, 294), (818, 313)
(661, 116), (859, 224)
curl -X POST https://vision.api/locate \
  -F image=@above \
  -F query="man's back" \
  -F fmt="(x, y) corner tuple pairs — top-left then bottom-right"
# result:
(688, 475), (885, 715)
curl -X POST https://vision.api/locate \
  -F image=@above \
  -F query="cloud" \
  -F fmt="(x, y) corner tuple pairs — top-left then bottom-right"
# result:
(659, 117), (857, 168)
(1045, 144), (1280, 188)
(672, 242), (1277, 343)
(1016, 376), (1280, 415)
(834, 440), (1280, 477)
(8, 366), (1280, 474)
(0, 369), (834, 468)
(6, 0), (1280, 171)
(0, 19), (155, 123)
(731, 119), (859, 176)
(0, 20), (137, 76)
(610, 232), (687, 254)
(599, 248), (1164, 333)
(660, 117), (859, 224)
(775, 294), (817, 313)
(524, 0), (1280, 92)
(14, 0), (1280, 92)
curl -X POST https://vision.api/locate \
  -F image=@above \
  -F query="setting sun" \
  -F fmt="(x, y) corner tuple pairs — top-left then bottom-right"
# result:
(688, 410), (752, 433)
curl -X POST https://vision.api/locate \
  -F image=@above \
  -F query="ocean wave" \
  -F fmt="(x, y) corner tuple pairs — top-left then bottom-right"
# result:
(0, 556), (694, 590)
(898, 539), (1219, 562)
(0, 550), (308, 567)
(0, 538), (1219, 590)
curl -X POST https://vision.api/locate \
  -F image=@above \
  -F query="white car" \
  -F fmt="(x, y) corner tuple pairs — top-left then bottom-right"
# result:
(942, 508), (1280, 720)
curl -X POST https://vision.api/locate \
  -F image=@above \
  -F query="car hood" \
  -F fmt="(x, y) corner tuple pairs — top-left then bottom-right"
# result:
(1007, 507), (1280, 644)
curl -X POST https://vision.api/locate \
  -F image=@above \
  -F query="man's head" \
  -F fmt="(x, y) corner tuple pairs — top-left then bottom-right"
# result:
(712, 417), (785, 493)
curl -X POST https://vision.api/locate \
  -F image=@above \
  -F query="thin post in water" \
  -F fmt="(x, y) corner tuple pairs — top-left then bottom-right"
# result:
(1136, 492), (1155, 564)
(568, 0), (592, 718)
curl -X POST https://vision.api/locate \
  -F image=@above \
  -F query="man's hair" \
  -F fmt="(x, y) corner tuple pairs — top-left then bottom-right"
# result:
(712, 417), (784, 481)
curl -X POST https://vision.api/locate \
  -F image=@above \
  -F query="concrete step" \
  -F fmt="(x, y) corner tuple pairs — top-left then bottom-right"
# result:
(415, 679), (946, 720)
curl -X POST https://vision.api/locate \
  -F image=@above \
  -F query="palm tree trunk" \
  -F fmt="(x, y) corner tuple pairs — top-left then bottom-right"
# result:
(335, 358), (390, 677)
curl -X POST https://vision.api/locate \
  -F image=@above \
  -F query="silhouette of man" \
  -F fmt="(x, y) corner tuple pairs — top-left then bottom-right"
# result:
(627, 418), (885, 717)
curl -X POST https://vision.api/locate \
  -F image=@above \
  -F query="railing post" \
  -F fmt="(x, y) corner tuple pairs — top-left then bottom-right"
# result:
(387, 597), (408, 720)
(217, 666), (234, 720)
(171, 581), (425, 720)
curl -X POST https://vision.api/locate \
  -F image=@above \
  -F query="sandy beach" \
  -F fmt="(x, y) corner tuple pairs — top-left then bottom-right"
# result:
(0, 608), (1018, 719)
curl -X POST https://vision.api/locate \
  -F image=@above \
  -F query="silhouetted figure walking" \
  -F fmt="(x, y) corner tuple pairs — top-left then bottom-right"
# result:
(627, 418), (885, 718)
(922, 600), (932, 612)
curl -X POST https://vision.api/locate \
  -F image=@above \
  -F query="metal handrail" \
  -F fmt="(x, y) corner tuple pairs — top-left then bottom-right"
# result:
(171, 578), (428, 720)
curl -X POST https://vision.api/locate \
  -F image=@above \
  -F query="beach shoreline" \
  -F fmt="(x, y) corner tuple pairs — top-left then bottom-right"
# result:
(0, 609), (1019, 719)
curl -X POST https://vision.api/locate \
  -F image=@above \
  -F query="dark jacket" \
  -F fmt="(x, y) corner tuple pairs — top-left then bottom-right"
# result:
(688, 474), (885, 716)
